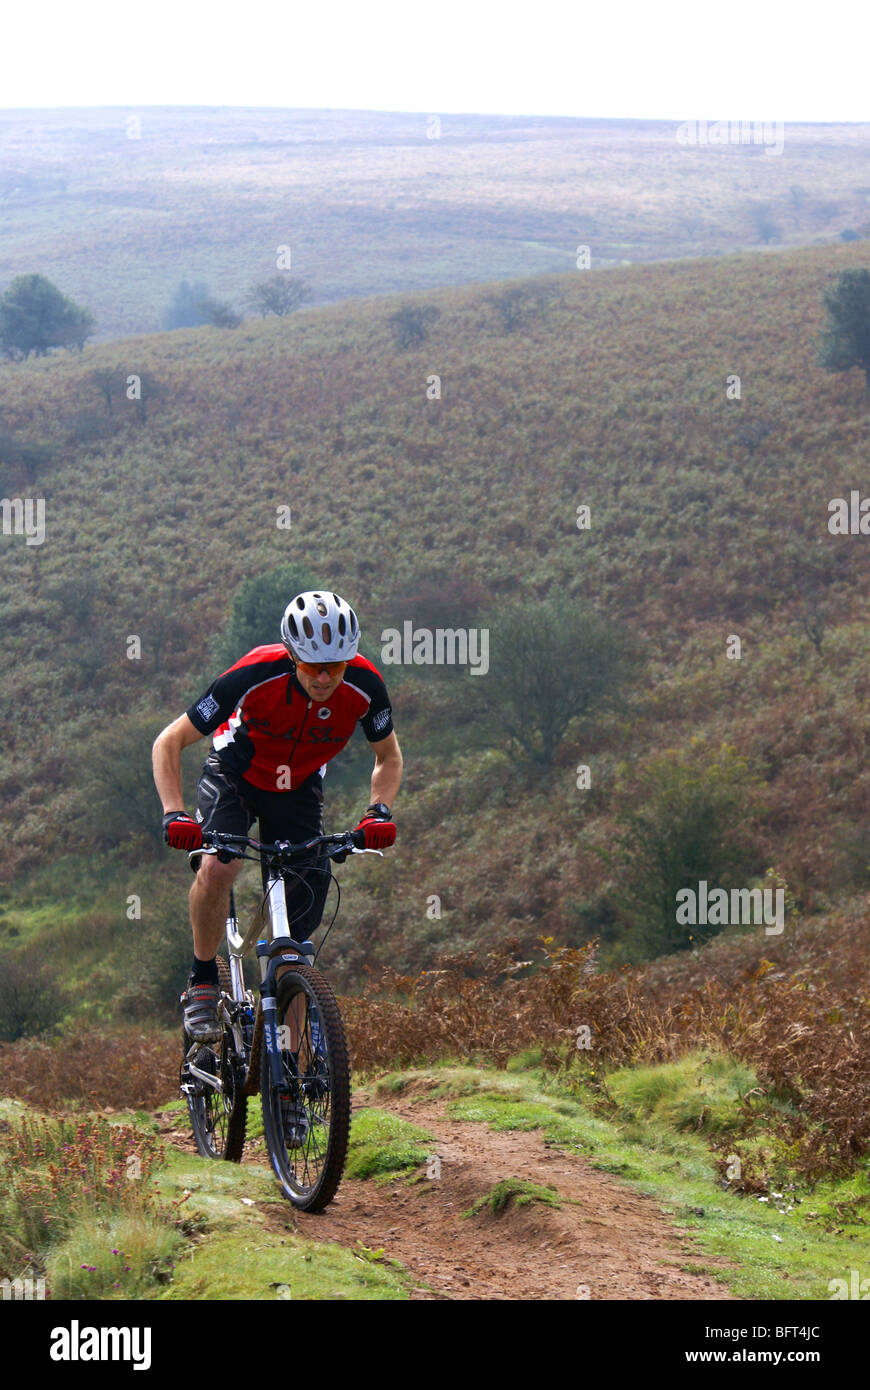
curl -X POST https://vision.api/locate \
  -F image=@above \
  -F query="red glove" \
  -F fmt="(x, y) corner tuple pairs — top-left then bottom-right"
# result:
(354, 816), (397, 850)
(162, 811), (203, 851)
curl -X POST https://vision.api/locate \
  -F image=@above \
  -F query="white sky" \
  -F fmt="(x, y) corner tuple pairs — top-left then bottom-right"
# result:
(1, 0), (868, 121)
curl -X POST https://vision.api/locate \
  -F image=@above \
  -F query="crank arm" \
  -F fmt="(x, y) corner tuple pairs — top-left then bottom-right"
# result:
(185, 1062), (224, 1093)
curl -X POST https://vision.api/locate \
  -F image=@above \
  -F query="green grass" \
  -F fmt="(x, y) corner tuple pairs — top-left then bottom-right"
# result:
(162, 1229), (408, 1301)
(344, 1107), (434, 1183)
(463, 1179), (568, 1218)
(45, 1210), (183, 1300)
(0, 1097), (417, 1300)
(604, 1052), (759, 1133)
(154, 1143), (411, 1300)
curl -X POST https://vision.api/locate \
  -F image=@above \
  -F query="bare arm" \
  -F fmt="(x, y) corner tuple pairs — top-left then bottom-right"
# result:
(368, 731), (403, 811)
(152, 713), (205, 815)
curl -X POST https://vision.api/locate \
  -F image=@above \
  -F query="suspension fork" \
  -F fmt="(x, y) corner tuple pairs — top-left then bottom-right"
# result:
(257, 869), (314, 1089)
(224, 885), (247, 1002)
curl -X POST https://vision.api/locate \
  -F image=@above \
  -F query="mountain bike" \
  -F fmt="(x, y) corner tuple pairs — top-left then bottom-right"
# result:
(179, 824), (383, 1212)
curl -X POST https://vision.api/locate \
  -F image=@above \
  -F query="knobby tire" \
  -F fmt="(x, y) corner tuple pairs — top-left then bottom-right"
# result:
(260, 964), (351, 1213)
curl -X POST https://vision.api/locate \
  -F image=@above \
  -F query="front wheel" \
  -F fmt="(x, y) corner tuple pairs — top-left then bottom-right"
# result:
(260, 965), (351, 1212)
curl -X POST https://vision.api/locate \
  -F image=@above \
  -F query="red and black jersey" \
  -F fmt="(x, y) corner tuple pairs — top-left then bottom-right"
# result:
(186, 645), (394, 792)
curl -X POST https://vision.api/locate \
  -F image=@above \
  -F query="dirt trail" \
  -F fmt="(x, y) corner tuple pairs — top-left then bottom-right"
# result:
(256, 1086), (737, 1301)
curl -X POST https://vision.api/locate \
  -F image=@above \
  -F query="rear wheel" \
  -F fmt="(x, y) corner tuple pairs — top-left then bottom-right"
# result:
(182, 956), (247, 1161)
(260, 965), (351, 1212)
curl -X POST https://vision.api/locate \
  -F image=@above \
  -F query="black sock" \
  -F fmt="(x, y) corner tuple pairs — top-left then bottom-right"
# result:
(191, 954), (219, 986)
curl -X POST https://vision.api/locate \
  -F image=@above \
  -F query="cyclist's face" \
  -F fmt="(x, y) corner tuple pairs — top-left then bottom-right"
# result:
(292, 656), (348, 701)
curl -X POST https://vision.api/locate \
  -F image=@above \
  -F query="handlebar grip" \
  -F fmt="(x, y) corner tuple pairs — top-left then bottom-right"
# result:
(356, 820), (396, 850)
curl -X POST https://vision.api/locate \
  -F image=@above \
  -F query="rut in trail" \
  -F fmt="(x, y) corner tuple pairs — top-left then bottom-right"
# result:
(253, 1084), (738, 1301)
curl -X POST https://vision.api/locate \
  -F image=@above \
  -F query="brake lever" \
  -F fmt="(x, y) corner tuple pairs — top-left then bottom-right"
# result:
(189, 844), (245, 862)
(329, 845), (384, 864)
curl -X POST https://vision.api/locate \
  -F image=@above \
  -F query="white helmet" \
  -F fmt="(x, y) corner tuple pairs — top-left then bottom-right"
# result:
(280, 590), (360, 662)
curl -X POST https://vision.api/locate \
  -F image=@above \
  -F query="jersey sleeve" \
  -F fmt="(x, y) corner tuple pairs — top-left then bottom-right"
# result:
(185, 652), (288, 735)
(358, 670), (394, 742)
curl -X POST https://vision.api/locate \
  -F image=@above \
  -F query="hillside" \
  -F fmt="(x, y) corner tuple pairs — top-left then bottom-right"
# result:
(1, 107), (869, 340)
(0, 240), (867, 1012)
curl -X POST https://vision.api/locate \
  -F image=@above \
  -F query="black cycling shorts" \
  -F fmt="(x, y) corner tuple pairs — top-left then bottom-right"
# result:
(192, 749), (331, 941)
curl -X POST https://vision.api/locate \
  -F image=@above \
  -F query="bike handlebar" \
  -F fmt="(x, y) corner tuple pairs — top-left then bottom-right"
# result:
(194, 826), (375, 864)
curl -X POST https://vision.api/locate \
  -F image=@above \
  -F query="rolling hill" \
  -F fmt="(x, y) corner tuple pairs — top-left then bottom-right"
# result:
(1, 107), (868, 341)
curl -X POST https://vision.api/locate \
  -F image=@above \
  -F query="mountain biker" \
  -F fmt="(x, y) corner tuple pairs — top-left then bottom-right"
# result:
(152, 590), (402, 1043)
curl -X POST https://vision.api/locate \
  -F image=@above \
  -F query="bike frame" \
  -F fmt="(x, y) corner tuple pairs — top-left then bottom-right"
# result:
(183, 830), (379, 1098)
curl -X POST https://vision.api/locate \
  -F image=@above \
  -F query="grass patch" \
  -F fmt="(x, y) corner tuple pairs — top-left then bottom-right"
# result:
(45, 1210), (183, 1300)
(463, 1178), (568, 1217)
(162, 1228), (408, 1300)
(505, 1048), (544, 1072)
(147, 1132), (413, 1299)
(604, 1052), (766, 1135)
(344, 1107), (434, 1182)
(0, 1105), (178, 1282)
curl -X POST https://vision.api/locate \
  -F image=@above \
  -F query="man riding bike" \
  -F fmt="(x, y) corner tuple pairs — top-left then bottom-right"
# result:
(152, 590), (402, 1043)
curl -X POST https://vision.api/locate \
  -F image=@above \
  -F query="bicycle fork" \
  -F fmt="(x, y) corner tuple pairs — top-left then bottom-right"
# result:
(258, 870), (316, 1091)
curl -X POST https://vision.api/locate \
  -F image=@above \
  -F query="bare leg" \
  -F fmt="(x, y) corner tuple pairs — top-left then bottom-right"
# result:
(190, 856), (243, 961)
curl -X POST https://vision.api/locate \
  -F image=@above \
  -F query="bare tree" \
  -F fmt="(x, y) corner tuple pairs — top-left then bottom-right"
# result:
(246, 276), (312, 318)
(748, 202), (782, 244)
(484, 284), (560, 334)
(90, 366), (121, 416)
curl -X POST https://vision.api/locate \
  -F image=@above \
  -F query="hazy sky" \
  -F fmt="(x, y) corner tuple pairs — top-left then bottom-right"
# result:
(3, 0), (868, 121)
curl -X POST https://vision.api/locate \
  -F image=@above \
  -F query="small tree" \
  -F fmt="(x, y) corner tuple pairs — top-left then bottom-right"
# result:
(748, 202), (782, 244)
(784, 538), (836, 657)
(387, 302), (440, 349)
(733, 415), (777, 461)
(484, 284), (559, 334)
(80, 716), (174, 852)
(246, 276), (312, 318)
(161, 279), (211, 330)
(0, 427), (53, 482)
(198, 296), (242, 329)
(0, 952), (69, 1041)
(90, 366), (122, 416)
(607, 746), (760, 957)
(0, 273), (94, 359)
(210, 561), (321, 671)
(124, 370), (166, 424)
(818, 267), (870, 394)
(471, 598), (638, 768)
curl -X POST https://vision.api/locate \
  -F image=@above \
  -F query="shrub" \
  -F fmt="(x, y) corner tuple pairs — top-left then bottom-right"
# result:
(386, 302), (440, 348)
(0, 953), (69, 1042)
(208, 561), (321, 672)
(606, 743), (762, 955)
(161, 279), (210, 330)
(817, 266), (870, 393)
